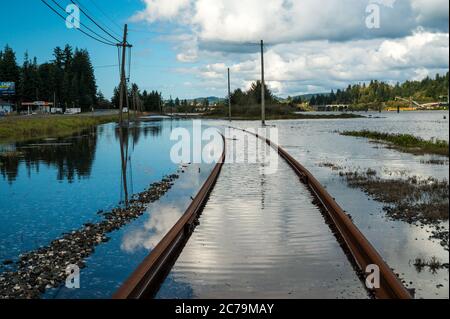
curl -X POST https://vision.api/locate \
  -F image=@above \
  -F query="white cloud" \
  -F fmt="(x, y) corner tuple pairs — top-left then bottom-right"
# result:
(194, 30), (449, 96)
(411, 0), (449, 26)
(131, 0), (449, 96)
(131, 0), (191, 22)
(134, 0), (448, 43)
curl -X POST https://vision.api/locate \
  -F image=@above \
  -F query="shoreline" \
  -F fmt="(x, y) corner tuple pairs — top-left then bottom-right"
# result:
(189, 113), (366, 121)
(0, 114), (119, 144)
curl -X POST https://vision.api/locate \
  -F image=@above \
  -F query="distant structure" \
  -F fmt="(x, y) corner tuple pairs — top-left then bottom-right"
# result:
(395, 96), (448, 110)
(311, 104), (350, 112)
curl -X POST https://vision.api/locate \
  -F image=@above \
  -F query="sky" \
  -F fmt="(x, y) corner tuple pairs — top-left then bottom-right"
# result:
(0, 0), (449, 100)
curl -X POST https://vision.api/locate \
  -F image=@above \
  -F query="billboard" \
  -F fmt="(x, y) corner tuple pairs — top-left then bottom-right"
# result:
(0, 82), (15, 96)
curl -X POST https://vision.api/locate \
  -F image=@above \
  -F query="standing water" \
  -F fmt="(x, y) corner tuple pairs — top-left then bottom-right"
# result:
(0, 118), (218, 298)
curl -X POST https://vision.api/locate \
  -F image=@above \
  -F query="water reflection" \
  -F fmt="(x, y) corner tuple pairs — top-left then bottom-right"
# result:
(121, 204), (184, 252)
(0, 119), (187, 264)
(0, 121), (164, 185)
(0, 128), (98, 183)
(157, 133), (367, 299)
(211, 111), (449, 299)
(121, 164), (208, 253)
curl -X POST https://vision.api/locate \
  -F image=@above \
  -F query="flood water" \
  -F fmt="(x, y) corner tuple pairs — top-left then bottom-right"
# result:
(205, 111), (449, 299)
(0, 111), (448, 299)
(0, 118), (217, 298)
(157, 131), (367, 299)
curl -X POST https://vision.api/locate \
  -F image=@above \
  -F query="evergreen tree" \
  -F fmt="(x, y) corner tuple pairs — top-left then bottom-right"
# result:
(0, 45), (20, 84)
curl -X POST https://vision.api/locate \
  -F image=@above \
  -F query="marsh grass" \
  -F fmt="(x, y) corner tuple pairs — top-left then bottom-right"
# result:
(414, 257), (449, 273)
(339, 170), (449, 249)
(0, 115), (118, 144)
(341, 130), (449, 156)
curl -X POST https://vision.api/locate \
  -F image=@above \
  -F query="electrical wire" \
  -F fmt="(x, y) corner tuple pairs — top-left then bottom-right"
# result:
(83, 0), (123, 34)
(70, 0), (122, 43)
(74, 0), (122, 38)
(50, 0), (117, 45)
(40, 0), (117, 46)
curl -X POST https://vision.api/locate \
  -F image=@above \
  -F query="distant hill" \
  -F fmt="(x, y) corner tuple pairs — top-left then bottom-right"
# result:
(188, 96), (225, 104)
(276, 93), (330, 102)
(292, 93), (330, 101)
(164, 96), (224, 104)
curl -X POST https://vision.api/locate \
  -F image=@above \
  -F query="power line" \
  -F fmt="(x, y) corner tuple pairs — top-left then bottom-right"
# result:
(70, 0), (122, 43)
(49, 0), (117, 45)
(40, 0), (117, 46)
(83, 0), (123, 34)
(74, 0), (122, 38)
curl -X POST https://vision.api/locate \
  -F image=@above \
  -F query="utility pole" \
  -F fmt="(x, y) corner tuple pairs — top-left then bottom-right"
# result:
(118, 24), (131, 126)
(261, 40), (266, 126)
(228, 68), (231, 121)
(134, 90), (138, 119)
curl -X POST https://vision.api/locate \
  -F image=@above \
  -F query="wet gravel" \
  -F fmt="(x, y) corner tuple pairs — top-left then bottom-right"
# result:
(0, 174), (179, 299)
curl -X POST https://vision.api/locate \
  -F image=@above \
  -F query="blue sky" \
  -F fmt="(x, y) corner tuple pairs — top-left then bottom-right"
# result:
(1, 0), (449, 100)
(0, 0), (202, 99)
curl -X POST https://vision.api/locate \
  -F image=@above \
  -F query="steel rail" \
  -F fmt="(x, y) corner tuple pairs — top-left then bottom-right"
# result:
(235, 127), (412, 299)
(113, 134), (226, 299)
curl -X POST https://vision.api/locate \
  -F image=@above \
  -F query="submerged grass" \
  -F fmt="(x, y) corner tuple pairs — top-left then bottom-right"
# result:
(0, 115), (118, 144)
(338, 169), (449, 250)
(341, 130), (449, 156)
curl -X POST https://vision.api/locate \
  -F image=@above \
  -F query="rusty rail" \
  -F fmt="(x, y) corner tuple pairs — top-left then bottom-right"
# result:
(235, 127), (412, 299)
(113, 135), (226, 299)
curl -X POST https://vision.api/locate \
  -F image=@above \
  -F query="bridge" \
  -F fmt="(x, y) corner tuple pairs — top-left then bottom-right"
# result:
(395, 96), (448, 109)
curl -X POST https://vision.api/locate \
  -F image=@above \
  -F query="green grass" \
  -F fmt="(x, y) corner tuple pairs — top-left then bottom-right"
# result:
(0, 115), (118, 143)
(341, 130), (449, 156)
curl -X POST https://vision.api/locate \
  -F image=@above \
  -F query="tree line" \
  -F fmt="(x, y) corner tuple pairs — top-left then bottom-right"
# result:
(229, 80), (277, 106)
(111, 83), (214, 113)
(0, 44), (104, 112)
(309, 72), (449, 106)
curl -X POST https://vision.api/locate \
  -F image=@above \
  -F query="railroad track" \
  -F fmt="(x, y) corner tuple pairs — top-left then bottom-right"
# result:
(232, 127), (412, 299)
(114, 127), (412, 299)
(113, 134), (226, 299)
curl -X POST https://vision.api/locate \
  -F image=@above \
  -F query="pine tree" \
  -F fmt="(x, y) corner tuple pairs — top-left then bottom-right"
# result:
(0, 45), (20, 84)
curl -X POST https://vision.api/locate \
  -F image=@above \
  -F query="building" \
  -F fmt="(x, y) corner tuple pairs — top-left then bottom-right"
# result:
(21, 101), (54, 114)
(0, 100), (13, 114)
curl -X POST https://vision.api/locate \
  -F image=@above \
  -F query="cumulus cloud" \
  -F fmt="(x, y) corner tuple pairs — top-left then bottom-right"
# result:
(131, 0), (191, 22)
(192, 30), (449, 96)
(411, 0), (449, 28)
(131, 0), (449, 96)
(134, 0), (448, 42)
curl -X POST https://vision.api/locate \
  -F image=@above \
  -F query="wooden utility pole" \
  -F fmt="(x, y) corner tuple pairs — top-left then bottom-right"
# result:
(228, 68), (231, 121)
(261, 40), (266, 126)
(134, 90), (138, 119)
(118, 24), (129, 126)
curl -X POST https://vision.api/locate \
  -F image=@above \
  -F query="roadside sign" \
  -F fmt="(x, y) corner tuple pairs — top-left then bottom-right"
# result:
(0, 82), (15, 96)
